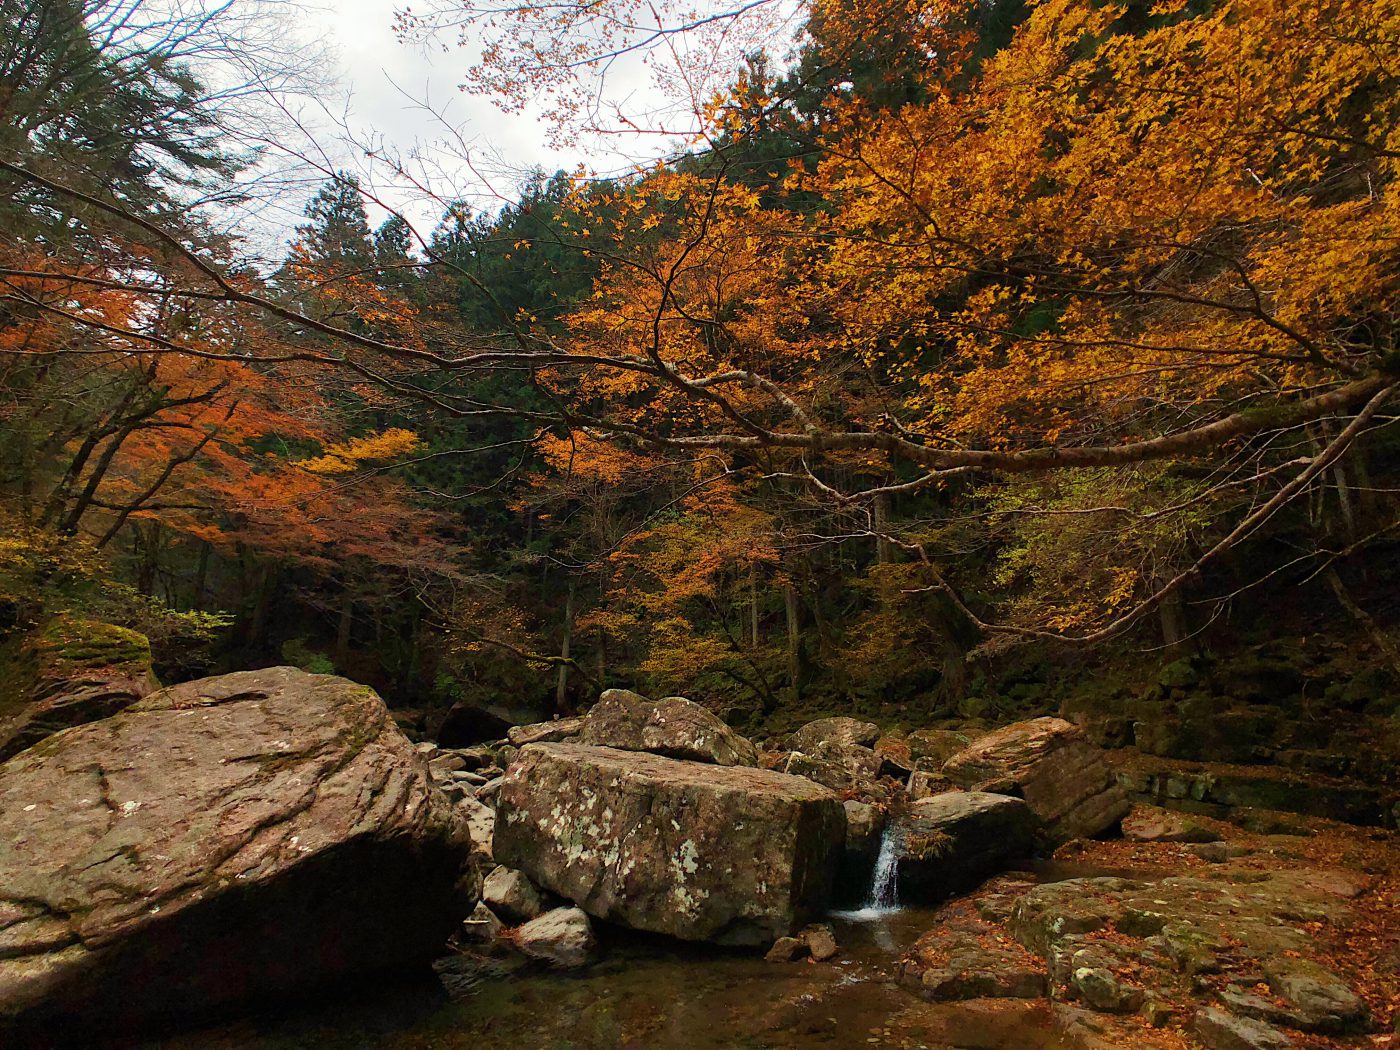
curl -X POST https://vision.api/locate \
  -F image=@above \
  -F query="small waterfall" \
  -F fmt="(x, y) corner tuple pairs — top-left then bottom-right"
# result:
(863, 822), (902, 912)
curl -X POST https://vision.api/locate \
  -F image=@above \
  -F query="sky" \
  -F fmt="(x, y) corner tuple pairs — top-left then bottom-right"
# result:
(212, 0), (801, 256)
(285, 0), (664, 236)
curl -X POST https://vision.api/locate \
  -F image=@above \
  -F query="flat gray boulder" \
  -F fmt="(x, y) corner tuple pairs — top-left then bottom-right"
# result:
(0, 667), (475, 1038)
(495, 742), (844, 945)
(578, 689), (757, 767)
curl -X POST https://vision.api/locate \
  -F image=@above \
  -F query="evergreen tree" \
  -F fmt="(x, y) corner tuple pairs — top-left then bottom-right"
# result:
(294, 173), (373, 271)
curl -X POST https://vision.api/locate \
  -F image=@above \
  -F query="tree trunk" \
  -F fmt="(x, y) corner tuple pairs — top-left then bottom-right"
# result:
(335, 587), (354, 669)
(244, 563), (278, 650)
(555, 579), (576, 711)
(192, 541), (211, 611)
(1326, 566), (1400, 675)
(749, 568), (760, 647)
(135, 522), (161, 596)
(1158, 586), (1190, 657)
(873, 494), (892, 564)
(784, 579), (801, 702)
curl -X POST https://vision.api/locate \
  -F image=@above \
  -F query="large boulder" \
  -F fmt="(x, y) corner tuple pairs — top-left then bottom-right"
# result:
(942, 717), (1128, 842)
(0, 667), (475, 1038)
(897, 791), (1038, 902)
(0, 619), (159, 761)
(495, 742), (845, 945)
(786, 716), (880, 753)
(578, 688), (757, 767)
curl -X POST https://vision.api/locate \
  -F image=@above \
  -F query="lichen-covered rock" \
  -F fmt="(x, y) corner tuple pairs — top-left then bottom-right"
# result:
(0, 619), (159, 761)
(906, 769), (948, 801)
(495, 742), (845, 945)
(906, 728), (979, 767)
(783, 740), (882, 792)
(1261, 957), (1368, 1033)
(837, 799), (884, 899)
(786, 716), (880, 753)
(842, 799), (882, 857)
(0, 666), (475, 1038)
(578, 689), (757, 767)
(514, 907), (596, 968)
(897, 791), (1037, 902)
(458, 796), (495, 862)
(901, 919), (1047, 1002)
(943, 717), (1128, 842)
(1193, 1007), (1296, 1049)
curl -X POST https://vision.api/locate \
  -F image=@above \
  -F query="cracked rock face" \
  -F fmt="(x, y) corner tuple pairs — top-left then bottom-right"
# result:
(578, 689), (758, 767)
(0, 666), (475, 1038)
(495, 742), (845, 945)
(942, 717), (1129, 843)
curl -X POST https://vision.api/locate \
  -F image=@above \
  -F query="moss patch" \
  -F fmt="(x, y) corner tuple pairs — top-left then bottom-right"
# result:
(32, 618), (152, 680)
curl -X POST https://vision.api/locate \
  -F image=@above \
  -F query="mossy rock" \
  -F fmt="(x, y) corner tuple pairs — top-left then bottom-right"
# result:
(0, 618), (157, 761)
(1339, 666), (1394, 712)
(1157, 659), (1200, 692)
(32, 618), (152, 681)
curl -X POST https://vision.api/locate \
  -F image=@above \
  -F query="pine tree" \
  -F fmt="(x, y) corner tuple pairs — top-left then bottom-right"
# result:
(294, 174), (373, 272)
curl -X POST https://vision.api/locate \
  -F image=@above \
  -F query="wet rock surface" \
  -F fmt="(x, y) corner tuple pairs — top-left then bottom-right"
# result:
(514, 907), (596, 968)
(0, 666), (475, 1038)
(495, 741), (845, 945)
(898, 804), (1397, 1047)
(901, 916), (1047, 1002)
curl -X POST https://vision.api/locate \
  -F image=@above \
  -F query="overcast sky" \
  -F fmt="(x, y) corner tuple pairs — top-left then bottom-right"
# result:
(283, 0), (662, 236)
(221, 0), (801, 256)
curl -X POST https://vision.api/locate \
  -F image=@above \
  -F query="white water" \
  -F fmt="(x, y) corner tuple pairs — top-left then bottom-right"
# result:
(832, 822), (902, 921)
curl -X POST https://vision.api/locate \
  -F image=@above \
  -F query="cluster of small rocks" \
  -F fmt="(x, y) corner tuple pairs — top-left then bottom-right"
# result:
(416, 728), (601, 969)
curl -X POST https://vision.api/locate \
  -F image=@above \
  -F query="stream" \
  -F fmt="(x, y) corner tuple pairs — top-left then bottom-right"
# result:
(140, 906), (1070, 1050)
(138, 829), (1089, 1050)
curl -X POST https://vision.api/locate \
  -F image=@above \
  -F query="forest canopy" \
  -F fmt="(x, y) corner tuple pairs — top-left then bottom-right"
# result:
(2, 0), (1398, 724)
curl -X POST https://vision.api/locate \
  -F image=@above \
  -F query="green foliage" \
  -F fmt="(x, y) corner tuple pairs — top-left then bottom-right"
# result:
(986, 467), (1212, 632)
(0, 0), (241, 243)
(295, 173), (374, 269)
(0, 512), (229, 669)
(280, 637), (336, 675)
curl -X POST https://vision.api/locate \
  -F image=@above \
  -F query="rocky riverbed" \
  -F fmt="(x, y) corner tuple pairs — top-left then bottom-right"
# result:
(1, 663), (1396, 1048)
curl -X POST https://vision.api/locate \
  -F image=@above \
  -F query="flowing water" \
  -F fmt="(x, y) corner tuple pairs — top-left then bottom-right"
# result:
(835, 822), (904, 923)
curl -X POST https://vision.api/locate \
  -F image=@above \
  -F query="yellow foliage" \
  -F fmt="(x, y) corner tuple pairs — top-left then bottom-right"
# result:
(296, 429), (422, 475)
